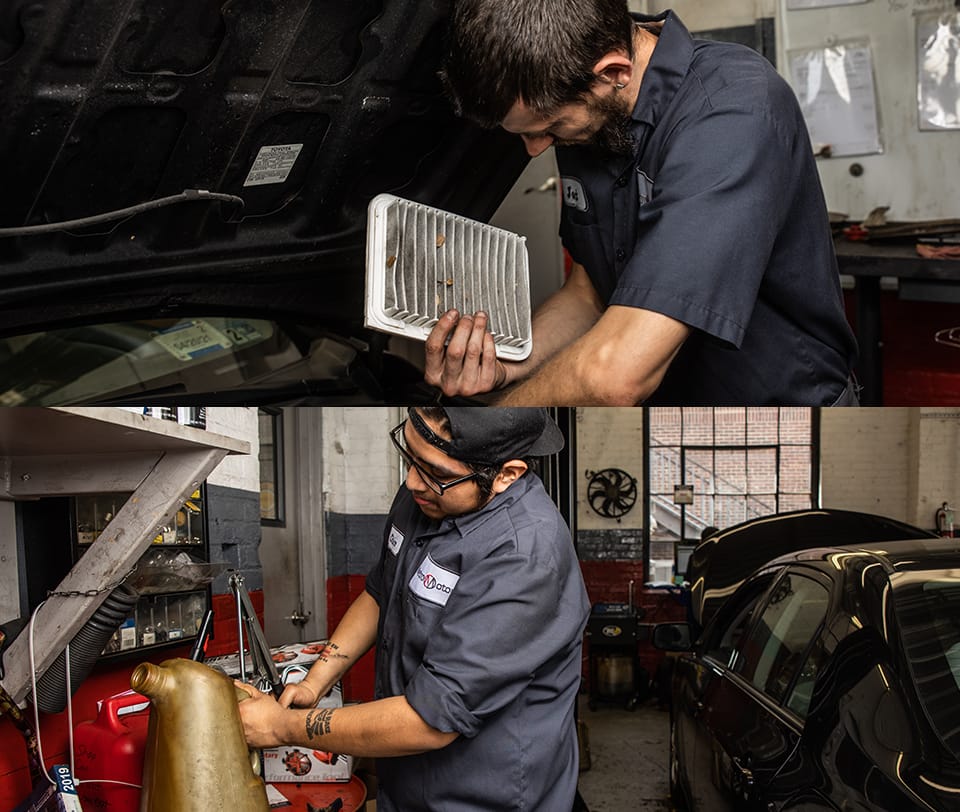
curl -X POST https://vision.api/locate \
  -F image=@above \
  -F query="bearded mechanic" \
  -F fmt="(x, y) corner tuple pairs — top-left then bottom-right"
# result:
(238, 407), (590, 811)
(425, 0), (859, 406)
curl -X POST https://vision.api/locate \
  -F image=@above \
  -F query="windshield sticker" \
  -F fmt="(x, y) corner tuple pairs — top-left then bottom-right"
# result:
(221, 319), (266, 346)
(408, 553), (460, 607)
(153, 320), (233, 362)
(243, 143), (304, 187)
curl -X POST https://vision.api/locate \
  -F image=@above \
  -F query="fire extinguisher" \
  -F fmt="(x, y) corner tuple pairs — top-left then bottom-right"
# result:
(936, 502), (955, 538)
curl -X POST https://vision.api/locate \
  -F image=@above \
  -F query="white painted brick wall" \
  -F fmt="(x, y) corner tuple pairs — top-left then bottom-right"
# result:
(821, 407), (960, 529)
(916, 409), (960, 530)
(205, 407), (260, 493)
(576, 408), (646, 530)
(322, 407), (403, 515)
(820, 408), (912, 518)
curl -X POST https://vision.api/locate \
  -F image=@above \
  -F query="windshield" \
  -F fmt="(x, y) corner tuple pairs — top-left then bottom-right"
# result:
(0, 317), (355, 404)
(891, 571), (960, 759)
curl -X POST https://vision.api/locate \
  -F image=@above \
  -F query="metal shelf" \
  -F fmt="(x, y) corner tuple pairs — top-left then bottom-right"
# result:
(0, 407), (250, 704)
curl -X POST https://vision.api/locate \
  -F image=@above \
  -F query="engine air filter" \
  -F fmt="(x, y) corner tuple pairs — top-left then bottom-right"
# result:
(365, 193), (533, 361)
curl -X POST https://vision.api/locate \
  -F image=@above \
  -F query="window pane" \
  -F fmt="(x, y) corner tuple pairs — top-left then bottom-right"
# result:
(746, 447), (777, 494)
(780, 445), (812, 494)
(715, 449), (746, 494)
(737, 573), (830, 706)
(714, 407), (746, 445)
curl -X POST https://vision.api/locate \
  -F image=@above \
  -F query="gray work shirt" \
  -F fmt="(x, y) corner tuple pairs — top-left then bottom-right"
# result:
(365, 473), (590, 811)
(557, 11), (858, 405)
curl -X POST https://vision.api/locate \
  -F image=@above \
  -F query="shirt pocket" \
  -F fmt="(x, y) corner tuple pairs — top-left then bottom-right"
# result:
(401, 591), (445, 661)
(559, 219), (617, 303)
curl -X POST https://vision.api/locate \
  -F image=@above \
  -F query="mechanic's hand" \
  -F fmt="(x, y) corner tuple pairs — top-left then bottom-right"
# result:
(424, 310), (507, 397)
(235, 680), (285, 749)
(278, 679), (319, 710)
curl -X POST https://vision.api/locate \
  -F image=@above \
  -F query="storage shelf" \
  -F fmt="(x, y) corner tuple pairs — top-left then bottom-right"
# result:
(0, 407), (250, 704)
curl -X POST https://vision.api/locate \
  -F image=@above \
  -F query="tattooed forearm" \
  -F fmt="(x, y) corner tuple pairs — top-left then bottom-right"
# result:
(305, 708), (334, 740)
(316, 641), (350, 664)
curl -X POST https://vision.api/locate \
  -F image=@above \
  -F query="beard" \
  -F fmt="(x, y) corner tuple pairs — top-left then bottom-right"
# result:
(552, 90), (636, 156)
(586, 90), (636, 156)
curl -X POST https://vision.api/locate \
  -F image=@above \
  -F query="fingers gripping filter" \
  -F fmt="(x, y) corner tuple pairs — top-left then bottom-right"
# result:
(365, 194), (533, 360)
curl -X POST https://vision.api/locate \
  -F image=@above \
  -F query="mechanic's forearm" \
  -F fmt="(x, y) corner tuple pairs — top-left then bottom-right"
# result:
(263, 695), (458, 757)
(299, 590), (380, 699)
(497, 305), (689, 406)
(498, 262), (604, 389)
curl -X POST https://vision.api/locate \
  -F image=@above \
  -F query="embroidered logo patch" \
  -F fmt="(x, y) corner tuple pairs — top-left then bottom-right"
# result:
(561, 177), (589, 211)
(387, 525), (404, 556)
(408, 554), (460, 606)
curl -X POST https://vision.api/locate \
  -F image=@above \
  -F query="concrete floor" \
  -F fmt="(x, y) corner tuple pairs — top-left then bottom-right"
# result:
(576, 695), (672, 811)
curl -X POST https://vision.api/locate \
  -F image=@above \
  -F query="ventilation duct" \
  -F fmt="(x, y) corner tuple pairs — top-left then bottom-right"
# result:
(365, 194), (533, 361)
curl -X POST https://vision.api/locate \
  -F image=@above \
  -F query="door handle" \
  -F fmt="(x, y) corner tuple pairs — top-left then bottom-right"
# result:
(732, 756), (755, 801)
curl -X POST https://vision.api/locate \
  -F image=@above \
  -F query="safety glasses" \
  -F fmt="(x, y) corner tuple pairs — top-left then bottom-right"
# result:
(389, 421), (478, 495)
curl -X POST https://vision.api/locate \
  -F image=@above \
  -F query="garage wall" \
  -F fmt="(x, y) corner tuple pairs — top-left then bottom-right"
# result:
(820, 407), (960, 530)
(321, 406), (401, 701)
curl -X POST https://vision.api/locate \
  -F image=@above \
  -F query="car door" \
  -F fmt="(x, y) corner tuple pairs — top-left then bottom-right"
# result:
(689, 568), (835, 811)
(674, 573), (775, 810)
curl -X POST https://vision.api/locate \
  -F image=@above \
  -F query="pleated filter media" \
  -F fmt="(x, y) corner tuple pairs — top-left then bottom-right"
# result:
(365, 193), (533, 361)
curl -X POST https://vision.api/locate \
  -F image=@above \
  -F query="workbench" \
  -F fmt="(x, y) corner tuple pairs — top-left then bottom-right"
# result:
(835, 239), (960, 405)
(0, 408), (250, 704)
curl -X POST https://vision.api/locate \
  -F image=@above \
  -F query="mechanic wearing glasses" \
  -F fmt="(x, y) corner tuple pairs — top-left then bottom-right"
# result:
(238, 406), (590, 812)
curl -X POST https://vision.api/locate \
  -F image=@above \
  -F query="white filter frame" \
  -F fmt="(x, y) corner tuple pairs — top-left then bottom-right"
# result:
(365, 193), (533, 361)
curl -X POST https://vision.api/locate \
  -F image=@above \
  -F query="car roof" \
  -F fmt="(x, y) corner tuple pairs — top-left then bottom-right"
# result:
(688, 509), (938, 628)
(0, 1), (526, 341)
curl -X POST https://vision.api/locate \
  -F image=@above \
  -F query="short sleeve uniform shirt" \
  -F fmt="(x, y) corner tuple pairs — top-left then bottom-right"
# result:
(557, 11), (858, 405)
(365, 473), (590, 811)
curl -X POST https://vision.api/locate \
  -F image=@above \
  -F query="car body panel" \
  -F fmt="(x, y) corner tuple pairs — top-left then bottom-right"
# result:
(687, 509), (938, 630)
(670, 538), (960, 812)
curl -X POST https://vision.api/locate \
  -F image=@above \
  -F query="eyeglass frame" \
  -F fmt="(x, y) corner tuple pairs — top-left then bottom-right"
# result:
(389, 421), (479, 495)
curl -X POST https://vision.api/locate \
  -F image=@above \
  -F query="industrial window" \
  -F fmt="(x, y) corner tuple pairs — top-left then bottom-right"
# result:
(648, 408), (817, 580)
(258, 408), (285, 526)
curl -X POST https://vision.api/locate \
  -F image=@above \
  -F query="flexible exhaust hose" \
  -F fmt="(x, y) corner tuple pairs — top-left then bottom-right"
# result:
(31, 583), (140, 714)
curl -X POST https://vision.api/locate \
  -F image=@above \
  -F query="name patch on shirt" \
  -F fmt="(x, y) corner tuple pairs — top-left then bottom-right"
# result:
(408, 554), (460, 607)
(561, 177), (589, 212)
(387, 525), (404, 556)
(637, 169), (654, 206)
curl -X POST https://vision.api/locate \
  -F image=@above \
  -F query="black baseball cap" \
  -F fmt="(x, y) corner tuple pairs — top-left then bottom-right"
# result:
(408, 407), (564, 466)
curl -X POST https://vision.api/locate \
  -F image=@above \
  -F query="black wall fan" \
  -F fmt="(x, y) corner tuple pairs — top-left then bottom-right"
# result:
(586, 468), (637, 521)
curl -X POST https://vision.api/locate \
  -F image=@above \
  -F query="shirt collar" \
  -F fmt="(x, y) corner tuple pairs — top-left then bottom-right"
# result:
(630, 10), (694, 128)
(439, 472), (535, 538)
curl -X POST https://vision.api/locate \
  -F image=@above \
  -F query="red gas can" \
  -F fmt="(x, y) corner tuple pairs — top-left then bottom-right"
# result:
(73, 691), (149, 812)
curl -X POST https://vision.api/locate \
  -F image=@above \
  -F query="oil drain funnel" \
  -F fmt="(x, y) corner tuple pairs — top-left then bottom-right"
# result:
(365, 193), (533, 361)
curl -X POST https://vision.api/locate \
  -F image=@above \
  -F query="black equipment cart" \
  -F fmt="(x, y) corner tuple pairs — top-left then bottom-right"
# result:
(585, 601), (648, 711)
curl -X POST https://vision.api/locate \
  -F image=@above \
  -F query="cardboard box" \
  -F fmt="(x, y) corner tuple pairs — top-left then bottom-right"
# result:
(262, 675), (352, 783)
(206, 641), (353, 783)
(206, 639), (334, 686)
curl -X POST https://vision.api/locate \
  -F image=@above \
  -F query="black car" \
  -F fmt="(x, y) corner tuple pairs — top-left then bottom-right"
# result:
(0, 0), (527, 405)
(657, 535), (960, 811)
(686, 509), (938, 633)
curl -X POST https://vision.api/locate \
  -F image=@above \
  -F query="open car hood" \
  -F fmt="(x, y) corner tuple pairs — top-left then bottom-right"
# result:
(0, 0), (527, 403)
(687, 509), (939, 630)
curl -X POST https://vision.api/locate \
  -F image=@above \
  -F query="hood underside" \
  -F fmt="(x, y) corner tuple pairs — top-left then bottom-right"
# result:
(0, 0), (527, 345)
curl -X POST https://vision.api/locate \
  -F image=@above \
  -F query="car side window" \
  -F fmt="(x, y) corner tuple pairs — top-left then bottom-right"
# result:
(702, 575), (775, 669)
(735, 572), (830, 710)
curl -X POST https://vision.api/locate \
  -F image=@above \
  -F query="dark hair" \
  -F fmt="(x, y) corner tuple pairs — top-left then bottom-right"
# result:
(441, 0), (635, 127)
(419, 407), (518, 499)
